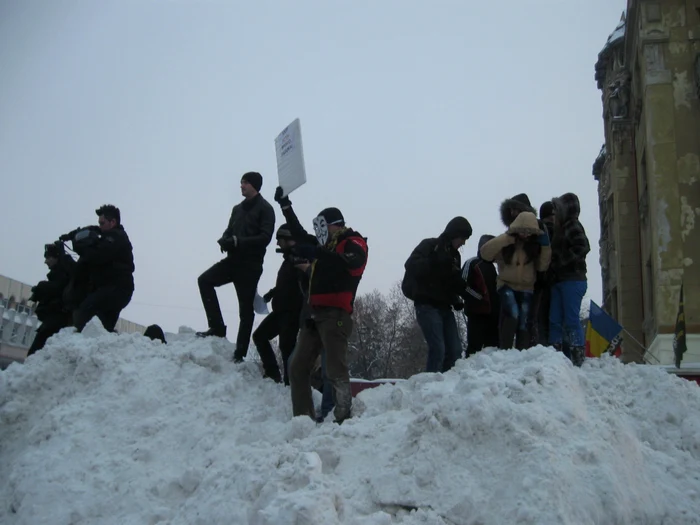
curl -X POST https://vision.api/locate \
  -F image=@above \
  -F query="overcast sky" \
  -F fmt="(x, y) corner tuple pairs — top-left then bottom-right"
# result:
(0, 0), (626, 333)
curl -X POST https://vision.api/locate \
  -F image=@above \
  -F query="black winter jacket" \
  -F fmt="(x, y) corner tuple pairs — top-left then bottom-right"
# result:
(402, 217), (472, 310)
(32, 255), (76, 321)
(222, 194), (275, 266)
(267, 257), (306, 314)
(75, 225), (135, 291)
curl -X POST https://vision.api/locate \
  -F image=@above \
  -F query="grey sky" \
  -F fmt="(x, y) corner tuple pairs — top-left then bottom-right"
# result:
(0, 0), (625, 333)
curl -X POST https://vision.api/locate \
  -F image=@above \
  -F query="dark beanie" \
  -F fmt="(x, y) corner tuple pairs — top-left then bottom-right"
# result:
(317, 207), (345, 226)
(241, 171), (263, 192)
(276, 224), (293, 239)
(44, 242), (64, 258)
(539, 201), (555, 219)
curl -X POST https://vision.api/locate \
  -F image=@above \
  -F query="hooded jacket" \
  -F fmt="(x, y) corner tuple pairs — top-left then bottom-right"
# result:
(480, 212), (551, 292)
(402, 217), (473, 309)
(551, 193), (590, 281)
(500, 193), (536, 228)
(462, 235), (499, 316)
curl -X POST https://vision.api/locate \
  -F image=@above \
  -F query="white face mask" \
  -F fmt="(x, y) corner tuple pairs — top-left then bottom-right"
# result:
(313, 216), (329, 245)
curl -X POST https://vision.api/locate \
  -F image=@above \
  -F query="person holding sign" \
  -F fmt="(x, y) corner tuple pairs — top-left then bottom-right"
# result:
(196, 172), (275, 363)
(275, 187), (368, 424)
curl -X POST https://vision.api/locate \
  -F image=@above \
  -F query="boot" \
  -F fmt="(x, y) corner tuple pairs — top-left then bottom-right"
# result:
(499, 317), (517, 349)
(196, 325), (227, 338)
(515, 330), (531, 350)
(570, 346), (585, 367)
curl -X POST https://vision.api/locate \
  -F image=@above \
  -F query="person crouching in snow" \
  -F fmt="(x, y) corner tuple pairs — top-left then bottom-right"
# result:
(480, 211), (551, 350)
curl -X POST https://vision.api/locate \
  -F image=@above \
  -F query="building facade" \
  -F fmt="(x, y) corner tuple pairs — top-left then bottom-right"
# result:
(594, 0), (700, 365)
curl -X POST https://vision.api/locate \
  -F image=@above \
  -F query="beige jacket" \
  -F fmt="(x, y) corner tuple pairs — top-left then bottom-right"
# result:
(479, 212), (551, 292)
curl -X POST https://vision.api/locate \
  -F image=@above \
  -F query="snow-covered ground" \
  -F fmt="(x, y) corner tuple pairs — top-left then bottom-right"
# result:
(1, 321), (700, 525)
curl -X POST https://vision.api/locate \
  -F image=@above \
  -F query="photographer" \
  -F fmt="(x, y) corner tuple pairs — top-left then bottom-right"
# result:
(61, 204), (135, 332)
(274, 186), (368, 424)
(27, 242), (76, 355)
(251, 224), (306, 384)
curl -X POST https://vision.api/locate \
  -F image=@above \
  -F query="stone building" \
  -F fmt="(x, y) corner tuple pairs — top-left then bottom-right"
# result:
(593, 0), (700, 365)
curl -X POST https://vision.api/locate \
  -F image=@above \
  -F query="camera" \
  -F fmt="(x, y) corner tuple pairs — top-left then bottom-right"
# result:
(59, 225), (101, 253)
(276, 248), (308, 266)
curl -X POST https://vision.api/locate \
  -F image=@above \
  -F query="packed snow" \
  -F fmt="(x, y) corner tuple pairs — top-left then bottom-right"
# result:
(1, 320), (700, 525)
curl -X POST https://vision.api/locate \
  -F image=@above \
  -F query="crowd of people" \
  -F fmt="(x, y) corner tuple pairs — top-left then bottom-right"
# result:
(27, 172), (590, 425)
(403, 192), (590, 373)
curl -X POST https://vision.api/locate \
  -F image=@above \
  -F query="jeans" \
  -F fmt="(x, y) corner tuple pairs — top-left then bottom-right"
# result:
(549, 280), (587, 347)
(498, 286), (533, 349)
(415, 304), (462, 373)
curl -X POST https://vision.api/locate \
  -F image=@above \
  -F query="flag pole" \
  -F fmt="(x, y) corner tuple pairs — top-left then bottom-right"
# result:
(620, 327), (661, 364)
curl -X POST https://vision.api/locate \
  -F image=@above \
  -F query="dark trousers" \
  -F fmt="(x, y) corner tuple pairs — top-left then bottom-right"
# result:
(27, 314), (72, 356)
(252, 309), (300, 385)
(73, 286), (133, 332)
(198, 258), (262, 358)
(289, 307), (353, 423)
(533, 286), (552, 346)
(466, 313), (499, 356)
(415, 304), (462, 373)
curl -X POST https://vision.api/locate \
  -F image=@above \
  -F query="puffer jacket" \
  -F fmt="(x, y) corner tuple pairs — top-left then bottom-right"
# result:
(480, 211), (551, 292)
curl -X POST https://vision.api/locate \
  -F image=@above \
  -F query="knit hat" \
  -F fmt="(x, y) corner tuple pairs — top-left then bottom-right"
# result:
(241, 171), (263, 192)
(317, 207), (345, 226)
(44, 242), (64, 259)
(276, 224), (293, 240)
(539, 201), (555, 219)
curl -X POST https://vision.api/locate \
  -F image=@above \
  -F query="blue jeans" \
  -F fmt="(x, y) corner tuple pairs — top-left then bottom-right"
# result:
(320, 349), (334, 418)
(498, 287), (533, 331)
(549, 280), (587, 347)
(415, 304), (463, 373)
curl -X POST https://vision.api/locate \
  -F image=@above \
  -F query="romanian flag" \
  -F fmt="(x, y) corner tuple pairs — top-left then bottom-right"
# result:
(585, 300), (623, 358)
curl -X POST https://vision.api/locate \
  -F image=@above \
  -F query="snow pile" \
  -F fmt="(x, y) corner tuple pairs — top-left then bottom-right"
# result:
(1, 321), (700, 524)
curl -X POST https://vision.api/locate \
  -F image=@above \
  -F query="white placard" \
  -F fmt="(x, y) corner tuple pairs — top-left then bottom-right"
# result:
(253, 291), (269, 315)
(275, 118), (307, 196)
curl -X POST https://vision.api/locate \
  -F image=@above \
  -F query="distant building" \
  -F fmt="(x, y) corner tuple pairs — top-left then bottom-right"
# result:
(593, 1), (700, 365)
(0, 273), (146, 365)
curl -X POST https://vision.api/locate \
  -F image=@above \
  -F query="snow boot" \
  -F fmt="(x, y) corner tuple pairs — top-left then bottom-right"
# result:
(570, 346), (585, 367)
(515, 330), (531, 350)
(196, 325), (227, 338)
(499, 316), (517, 349)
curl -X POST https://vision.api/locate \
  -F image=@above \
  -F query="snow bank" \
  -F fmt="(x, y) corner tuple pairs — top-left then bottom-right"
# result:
(1, 321), (699, 524)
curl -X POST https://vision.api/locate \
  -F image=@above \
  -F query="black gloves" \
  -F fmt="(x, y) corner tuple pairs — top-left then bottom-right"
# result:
(263, 290), (274, 303)
(274, 186), (291, 207)
(217, 236), (237, 253)
(453, 301), (464, 312)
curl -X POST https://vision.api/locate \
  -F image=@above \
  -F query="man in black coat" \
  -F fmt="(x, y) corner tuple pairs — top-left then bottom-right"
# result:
(197, 172), (276, 362)
(67, 204), (135, 332)
(27, 242), (76, 355)
(252, 223), (305, 384)
(402, 217), (473, 373)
